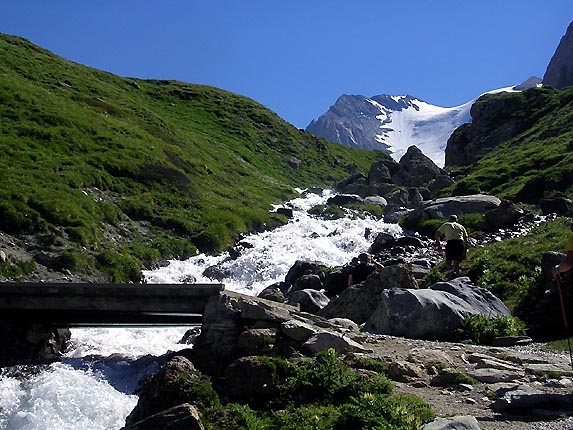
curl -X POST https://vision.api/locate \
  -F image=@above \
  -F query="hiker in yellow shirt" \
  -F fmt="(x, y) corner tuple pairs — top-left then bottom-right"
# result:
(434, 215), (468, 276)
(552, 221), (573, 278)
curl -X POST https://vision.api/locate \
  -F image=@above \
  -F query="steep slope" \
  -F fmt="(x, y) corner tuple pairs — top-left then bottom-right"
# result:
(0, 34), (383, 281)
(543, 20), (573, 89)
(445, 86), (573, 204)
(306, 81), (540, 168)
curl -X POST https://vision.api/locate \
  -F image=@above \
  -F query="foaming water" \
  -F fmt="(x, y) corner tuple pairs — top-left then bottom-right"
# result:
(144, 190), (402, 294)
(0, 190), (402, 430)
(0, 327), (193, 429)
(1, 364), (136, 430)
(65, 327), (190, 358)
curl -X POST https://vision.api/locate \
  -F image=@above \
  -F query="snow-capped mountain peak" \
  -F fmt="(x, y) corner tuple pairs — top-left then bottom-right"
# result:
(306, 80), (540, 167)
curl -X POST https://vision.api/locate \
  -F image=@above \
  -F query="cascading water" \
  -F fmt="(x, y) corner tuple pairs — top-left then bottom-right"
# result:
(145, 190), (403, 295)
(0, 190), (401, 430)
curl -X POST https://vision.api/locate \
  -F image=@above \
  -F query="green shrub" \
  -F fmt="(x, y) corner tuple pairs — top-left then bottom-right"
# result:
(0, 258), (36, 279)
(348, 203), (384, 219)
(171, 372), (221, 411)
(345, 355), (389, 374)
(308, 204), (346, 220)
(431, 369), (477, 389)
(458, 314), (527, 345)
(268, 404), (341, 430)
(95, 251), (142, 282)
(336, 393), (434, 430)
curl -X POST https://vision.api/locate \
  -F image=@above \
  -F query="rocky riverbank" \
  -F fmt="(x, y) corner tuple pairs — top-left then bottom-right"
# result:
(119, 287), (573, 430)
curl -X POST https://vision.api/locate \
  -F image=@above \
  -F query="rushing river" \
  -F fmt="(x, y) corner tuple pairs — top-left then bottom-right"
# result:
(0, 190), (401, 430)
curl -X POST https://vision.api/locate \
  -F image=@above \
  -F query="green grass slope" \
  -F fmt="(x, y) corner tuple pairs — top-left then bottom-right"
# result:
(0, 34), (383, 281)
(447, 86), (573, 202)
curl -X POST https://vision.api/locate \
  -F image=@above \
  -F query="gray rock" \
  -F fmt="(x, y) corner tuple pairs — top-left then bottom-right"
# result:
(391, 146), (443, 188)
(363, 196), (388, 207)
(121, 404), (204, 430)
(318, 264), (417, 324)
(326, 194), (364, 206)
(303, 331), (372, 355)
(429, 277), (510, 317)
(236, 329), (276, 356)
(225, 356), (278, 402)
(287, 289), (329, 314)
(292, 274), (323, 292)
(280, 319), (319, 342)
(468, 368), (524, 384)
(484, 199), (524, 229)
(404, 194), (501, 226)
(492, 392), (573, 416)
(492, 336), (533, 347)
(420, 415), (481, 430)
(543, 21), (573, 89)
(124, 356), (203, 426)
(364, 280), (507, 340)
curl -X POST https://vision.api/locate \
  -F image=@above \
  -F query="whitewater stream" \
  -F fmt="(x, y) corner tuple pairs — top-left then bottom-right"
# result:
(0, 190), (403, 430)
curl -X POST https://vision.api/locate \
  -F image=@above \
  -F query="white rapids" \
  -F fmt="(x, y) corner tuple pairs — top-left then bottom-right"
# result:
(0, 189), (402, 430)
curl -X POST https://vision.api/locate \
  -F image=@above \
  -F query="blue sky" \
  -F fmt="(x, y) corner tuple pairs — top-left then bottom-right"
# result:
(1, 1), (572, 129)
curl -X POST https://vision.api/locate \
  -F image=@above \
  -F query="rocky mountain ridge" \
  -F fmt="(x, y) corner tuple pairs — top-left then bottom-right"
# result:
(543, 20), (573, 89)
(305, 80), (540, 168)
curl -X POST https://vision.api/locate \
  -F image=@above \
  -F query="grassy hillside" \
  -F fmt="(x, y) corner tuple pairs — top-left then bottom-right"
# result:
(446, 86), (573, 202)
(0, 34), (383, 281)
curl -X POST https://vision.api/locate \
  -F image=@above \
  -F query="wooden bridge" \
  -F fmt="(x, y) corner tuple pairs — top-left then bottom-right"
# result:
(0, 282), (225, 326)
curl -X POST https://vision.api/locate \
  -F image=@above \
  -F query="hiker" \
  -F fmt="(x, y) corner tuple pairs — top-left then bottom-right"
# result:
(347, 252), (384, 286)
(434, 215), (468, 275)
(552, 221), (573, 278)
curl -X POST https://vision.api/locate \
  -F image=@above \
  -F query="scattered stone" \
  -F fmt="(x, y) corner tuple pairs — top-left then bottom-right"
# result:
(387, 360), (426, 382)
(468, 368), (524, 384)
(420, 415), (481, 430)
(492, 336), (533, 347)
(303, 331), (372, 355)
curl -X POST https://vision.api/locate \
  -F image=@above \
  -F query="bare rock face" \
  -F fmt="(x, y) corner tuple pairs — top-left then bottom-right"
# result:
(543, 21), (573, 89)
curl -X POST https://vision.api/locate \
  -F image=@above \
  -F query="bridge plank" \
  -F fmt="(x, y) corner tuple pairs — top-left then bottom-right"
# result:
(0, 282), (224, 326)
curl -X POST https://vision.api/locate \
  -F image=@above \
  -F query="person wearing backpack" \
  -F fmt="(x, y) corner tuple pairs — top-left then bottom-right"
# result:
(434, 215), (468, 276)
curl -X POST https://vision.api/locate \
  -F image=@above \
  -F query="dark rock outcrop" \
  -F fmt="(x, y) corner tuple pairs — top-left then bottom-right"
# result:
(0, 323), (70, 365)
(543, 21), (573, 89)
(121, 404), (204, 430)
(444, 86), (548, 167)
(125, 356), (216, 427)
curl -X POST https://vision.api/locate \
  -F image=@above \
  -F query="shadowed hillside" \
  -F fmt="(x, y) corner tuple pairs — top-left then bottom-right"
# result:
(445, 86), (573, 204)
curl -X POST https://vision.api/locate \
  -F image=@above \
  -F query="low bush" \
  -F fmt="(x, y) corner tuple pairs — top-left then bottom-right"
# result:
(202, 349), (433, 430)
(458, 314), (527, 345)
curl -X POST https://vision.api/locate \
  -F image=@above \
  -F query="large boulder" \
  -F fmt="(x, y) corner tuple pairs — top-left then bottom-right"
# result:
(318, 264), (418, 324)
(484, 199), (525, 229)
(287, 289), (330, 314)
(125, 356), (217, 427)
(225, 356), (278, 403)
(368, 159), (400, 185)
(403, 194), (501, 227)
(364, 277), (510, 340)
(121, 404), (204, 430)
(429, 277), (510, 317)
(391, 146), (444, 188)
